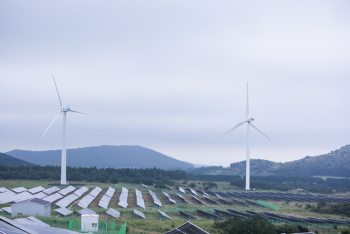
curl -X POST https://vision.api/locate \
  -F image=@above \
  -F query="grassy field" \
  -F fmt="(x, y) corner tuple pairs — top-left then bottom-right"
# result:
(1, 179), (350, 233)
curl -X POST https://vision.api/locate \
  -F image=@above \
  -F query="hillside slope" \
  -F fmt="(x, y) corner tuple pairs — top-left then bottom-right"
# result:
(188, 144), (350, 177)
(0, 152), (36, 167)
(6, 145), (194, 170)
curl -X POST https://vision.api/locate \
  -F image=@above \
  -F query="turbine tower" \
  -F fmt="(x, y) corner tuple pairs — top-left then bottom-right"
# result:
(218, 83), (271, 190)
(41, 75), (88, 185)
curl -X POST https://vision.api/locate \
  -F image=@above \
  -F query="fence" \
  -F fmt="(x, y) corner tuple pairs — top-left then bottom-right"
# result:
(257, 200), (280, 210)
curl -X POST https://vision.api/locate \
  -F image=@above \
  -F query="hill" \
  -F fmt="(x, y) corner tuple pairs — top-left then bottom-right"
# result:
(6, 145), (194, 170)
(0, 152), (36, 167)
(188, 144), (350, 177)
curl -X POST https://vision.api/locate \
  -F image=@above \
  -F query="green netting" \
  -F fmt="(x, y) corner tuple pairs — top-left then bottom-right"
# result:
(257, 200), (280, 210)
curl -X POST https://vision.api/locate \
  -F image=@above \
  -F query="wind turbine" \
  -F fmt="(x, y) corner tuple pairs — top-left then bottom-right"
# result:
(41, 75), (89, 185)
(218, 83), (271, 190)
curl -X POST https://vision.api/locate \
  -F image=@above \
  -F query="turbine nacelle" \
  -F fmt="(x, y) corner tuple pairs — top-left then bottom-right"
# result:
(61, 106), (71, 112)
(247, 117), (254, 123)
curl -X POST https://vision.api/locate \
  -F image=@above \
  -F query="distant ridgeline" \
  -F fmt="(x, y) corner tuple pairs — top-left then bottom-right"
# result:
(187, 144), (350, 177)
(5, 145), (194, 170)
(0, 152), (36, 167)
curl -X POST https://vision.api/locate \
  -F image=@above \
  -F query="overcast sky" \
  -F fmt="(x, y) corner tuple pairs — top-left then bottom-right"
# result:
(1, 1), (350, 167)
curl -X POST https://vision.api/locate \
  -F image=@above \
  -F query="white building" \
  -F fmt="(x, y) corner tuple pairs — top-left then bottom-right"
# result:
(12, 198), (51, 217)
(81, 214), (99, 232)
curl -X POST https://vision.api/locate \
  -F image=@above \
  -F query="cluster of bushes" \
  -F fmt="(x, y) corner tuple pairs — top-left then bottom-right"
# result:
(305, 200), (350, 217)
(0, 165), (190, 184)
(213, 215), (310, 234)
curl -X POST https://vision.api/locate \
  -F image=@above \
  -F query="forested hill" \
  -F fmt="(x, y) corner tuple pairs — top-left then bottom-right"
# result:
(188, 144), (350, 177)
(6, 145), (194, 170)
(0, 153), (36, 167)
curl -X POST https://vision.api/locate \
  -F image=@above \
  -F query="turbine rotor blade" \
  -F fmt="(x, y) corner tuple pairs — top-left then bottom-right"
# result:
(246, 82), (249, 119)
(41, 111), (62, 138)
(52, 75), (62, 108)
(217, 120), (247, 139)
(249, 123), (271, 140)
(68, 110), (91, 115)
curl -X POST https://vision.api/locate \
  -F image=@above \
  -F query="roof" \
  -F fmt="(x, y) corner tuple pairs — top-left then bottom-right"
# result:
(15, 198), (51, 206)
(164, 221), (210, 234)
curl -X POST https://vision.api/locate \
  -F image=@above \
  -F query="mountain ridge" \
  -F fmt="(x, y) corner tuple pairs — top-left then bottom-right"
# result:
(6, 145), (194, 170)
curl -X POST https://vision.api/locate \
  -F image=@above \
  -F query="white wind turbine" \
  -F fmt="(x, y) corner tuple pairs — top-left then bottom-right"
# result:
(41, 75), (89, 185)
(218, 83), (271, 190)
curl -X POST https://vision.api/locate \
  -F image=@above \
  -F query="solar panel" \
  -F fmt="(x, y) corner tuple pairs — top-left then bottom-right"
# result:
(162, 192), (176, 204)
(105, 187), (115, 198)
(31, 192), (47, 200)
(98, 195), (111, 209)
(106, 208), (120, 218)
(13, 192), (32, 203)
(0, 191), (16, 204)
(0, 187), (9, 193)
(55, 207), (73, 216)
(141, 184), (147, 188)
(165, 185), (172, 189)
(26, 216), (50, 227)
(156, 209), (172, 220)
(89, 187), (102, 197)
(78, 194), (95, 208)
(74, 187), (89, 197)
(134, 209), (146, 219)
(58, 186), (76, 196)
(118, 187), (128, 209)
(43, 186), (60, 195)
(176, 209), (198, 220)
(56, 194), (79, 208)
(191, 196), (207, 205)
(190, 189), (197, 195)
(77, 208), (96, 215)
(149, 190), (162, 207)
(203, 195), (221, 205)
(43, 193), (63, 203)
(0, 215), (37, 234)
(14, 218), (37, 225)
(176, 193), (192, 204)
(2, 207), (12, 214)
(27, 186), (45, 194)
(178, 187), (186, 194)
(11, 187), (27, 194)
(135, 189), (145, 209)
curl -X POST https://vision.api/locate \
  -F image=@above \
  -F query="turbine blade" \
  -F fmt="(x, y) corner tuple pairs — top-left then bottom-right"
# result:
(249, 123), (271, 140)
(52, 75), (62, 108)
(246, 82), (249, 119)
(68, 110), (91, 116)
(41, 111), (61, 138)
(217, 120), (247, 139)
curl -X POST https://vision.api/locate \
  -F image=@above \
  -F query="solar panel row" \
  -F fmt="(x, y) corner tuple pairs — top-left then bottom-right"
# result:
(149, 190), (162, 207)
(74, 187), (89, 197)
(178, 187), (186, 194)
(55, 207), (73, 216)
(162, 192), (176, 204)
(58, 186), (76, 196)
(189, 189), (197, 196)
(106, 208), (120, 218)
(43, 187), (60, 195)
(156, 209), (172, 220)
(135, 189), (145, 209)
(134, 209), (146, 219)
(118, 187), (128, 209)
(56, 194), (79, 208)
(176, 193), (192, 204)
(78, 195), (95, 208)
(27, 186), (45, 194)
(191, 195), (206, 205)
(0, 188), (9, 193)
(11, 187), (27, 194)
(43, 193), (63, 203)
(105, 187), (115, 198)
(98, 195), (111, 209)
(89, 187), (102, 197)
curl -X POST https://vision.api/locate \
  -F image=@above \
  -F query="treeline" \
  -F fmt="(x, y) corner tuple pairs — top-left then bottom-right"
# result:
(230, 176), (350, 194)
(305, 200), (350, 217)
(0, 165), (193, 185)
(196, 174), (241, 181)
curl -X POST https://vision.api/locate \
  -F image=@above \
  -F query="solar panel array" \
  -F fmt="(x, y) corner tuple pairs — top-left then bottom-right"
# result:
(55, 207), (73, 216)
(189, 189), (197, 196)
(98, 187), (115, 209)
(176, 193), (192, 204)
(135, 189), (145, 209)
(58, 186), (76, 196)
(134, 209), (146, 219)
(118, 187), (128, 209)
(191, 195), (206, 205)
(12, 187), (27, 194)
(0, 188), (9, 193)
(162, 192), (176, 204)
(56, 194), (79, 208)
(43, 186), (60, 195)
(43, 193), (63, 203)
(74, 187), (89, 197)
(156, 209), (172, 220)
(27, 186), (45, 194)
(178, 187), (186, 194)
(106, 208), (120, 218)
(149, 190), (162, 207)
(77, 208), (96, 215)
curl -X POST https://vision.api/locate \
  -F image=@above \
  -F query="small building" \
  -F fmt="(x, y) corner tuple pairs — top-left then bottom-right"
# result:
(11, 198), (51, 217)
(81, 214), (99, 232)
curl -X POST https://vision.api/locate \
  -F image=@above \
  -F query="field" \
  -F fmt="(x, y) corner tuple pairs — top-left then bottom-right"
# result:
(1, 179), (350, 234)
